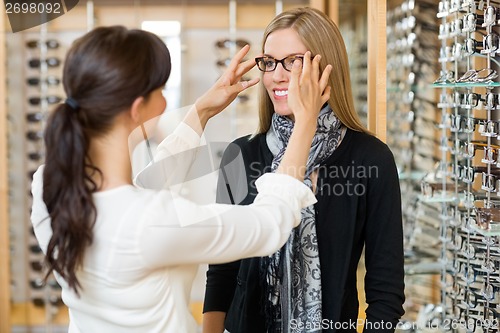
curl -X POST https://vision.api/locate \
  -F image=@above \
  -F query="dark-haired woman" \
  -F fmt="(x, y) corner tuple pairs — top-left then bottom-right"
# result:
(30, 25), (332, 333)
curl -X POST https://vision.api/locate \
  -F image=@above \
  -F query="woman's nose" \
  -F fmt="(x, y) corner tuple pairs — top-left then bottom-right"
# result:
(272, 63), (289, 82)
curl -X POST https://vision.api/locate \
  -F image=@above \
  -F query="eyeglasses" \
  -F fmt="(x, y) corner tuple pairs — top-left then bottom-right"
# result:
(32, 295), (63, 307)
(442, 91), (500, 109)
(28, 152), (43, 162)
(26, 76), (60, 86)
(30, 260), (44, 272)
(463, 13), (486, 32)
(484, 5), (500, 26)
(475, 207), (500, 230)
(420, 179), (467, 199)
(464, 0), (500, 9)
(456, 68), (498, 83)
(215, 38), (249, 49)
(439, 18), (466, 39)
(28, 95), (62, 106)
(440, 43), (465, 62)
(438, 92), (458, 109)
(28, 57), (61, 68)
(29, 244), (42, 254)
(450, 115), (481, 133)
(463, 38), (484, 56)
(26, 130), (43, 142)
(26, 39), (60, 49)
(483, 33), (500, 54)
(478, 119), (499, 137)
(26, 112), (45, 123)
(29, 278), (60, 291)
(481, 172), (500, 192)
(255, 55), (304, 72)
(459, 141), (500, 161)
(434, 70), (455, 84)
(454, 165), (500, 184)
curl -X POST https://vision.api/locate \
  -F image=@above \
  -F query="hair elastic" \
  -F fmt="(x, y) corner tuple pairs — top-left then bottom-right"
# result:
(65, 97), (80, 111)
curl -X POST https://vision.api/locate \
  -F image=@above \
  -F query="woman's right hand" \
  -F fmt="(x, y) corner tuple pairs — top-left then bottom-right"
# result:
(274, 52), (332, 181)
(287, 51), (332, 126)
(195, 45), (260, 122)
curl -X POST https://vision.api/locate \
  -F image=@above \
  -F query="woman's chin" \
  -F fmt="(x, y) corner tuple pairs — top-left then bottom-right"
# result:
(274, 109), (294, 121)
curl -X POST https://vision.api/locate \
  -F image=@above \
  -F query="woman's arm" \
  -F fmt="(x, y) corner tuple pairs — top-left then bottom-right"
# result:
(202, 142), (247, 333)
(135, 46), (258, 190)
(363, 145), (405, 332)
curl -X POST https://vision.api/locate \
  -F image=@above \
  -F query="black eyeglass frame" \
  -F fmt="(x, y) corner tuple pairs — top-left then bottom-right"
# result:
(255, 55), (305, 72)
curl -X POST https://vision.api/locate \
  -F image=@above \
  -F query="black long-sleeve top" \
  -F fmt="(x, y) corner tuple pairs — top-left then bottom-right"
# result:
(203, 128), (405, 332)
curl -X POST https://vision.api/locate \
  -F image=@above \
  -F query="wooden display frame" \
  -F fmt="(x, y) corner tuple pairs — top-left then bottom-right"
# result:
(367, 0), (387, 142)
(1, 9), (11, 333)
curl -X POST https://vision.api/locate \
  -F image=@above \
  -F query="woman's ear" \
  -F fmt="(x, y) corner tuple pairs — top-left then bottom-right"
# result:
(130, 96), (145, 124)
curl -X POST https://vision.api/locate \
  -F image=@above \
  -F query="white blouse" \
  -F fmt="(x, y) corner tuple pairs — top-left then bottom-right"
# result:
(31, 121), (316, 333)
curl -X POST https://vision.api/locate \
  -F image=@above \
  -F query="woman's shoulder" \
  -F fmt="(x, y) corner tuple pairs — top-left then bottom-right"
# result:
(340, 129), (396, 166)
(222, 133), (267, 159)
(230, 133), (266, 149)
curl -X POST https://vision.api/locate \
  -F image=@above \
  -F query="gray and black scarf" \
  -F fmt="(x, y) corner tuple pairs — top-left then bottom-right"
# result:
(261, 104), (343, 332)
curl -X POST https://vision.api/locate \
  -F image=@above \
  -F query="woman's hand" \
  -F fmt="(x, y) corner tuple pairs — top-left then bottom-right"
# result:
(287, 51), (332, 126)
(195, 44), (260, 122)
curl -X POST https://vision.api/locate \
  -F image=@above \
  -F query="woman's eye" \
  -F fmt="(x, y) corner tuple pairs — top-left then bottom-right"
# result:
(264, 60), (275, 68)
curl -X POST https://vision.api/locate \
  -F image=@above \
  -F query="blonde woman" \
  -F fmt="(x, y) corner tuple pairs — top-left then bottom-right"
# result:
(203, 7), (405, 333)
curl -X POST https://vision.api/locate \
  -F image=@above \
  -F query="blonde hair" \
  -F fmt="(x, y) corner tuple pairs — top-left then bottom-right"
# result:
(256, 7), (368, 134)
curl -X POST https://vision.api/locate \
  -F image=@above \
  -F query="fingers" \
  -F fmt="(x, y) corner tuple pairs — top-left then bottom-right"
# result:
(321, 86), (332, 105)
(289, 57), (302, 89)
(226, 77), (260, 97)
(311, 55), (321, 82)
(318, 64), (333, 93)
(226, 44), (251, 74)
(221, 45), (258, 87)
(233, 58), (257, 81)
(300, 51), (312, 82)
(300, 52), (323, 88)
(240, 77), (260, 90)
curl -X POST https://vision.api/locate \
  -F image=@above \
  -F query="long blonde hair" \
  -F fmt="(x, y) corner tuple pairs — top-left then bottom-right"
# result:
(256, 7), (367, 134)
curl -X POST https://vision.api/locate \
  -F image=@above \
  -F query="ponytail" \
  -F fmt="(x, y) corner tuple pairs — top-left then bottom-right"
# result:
(42, 103), (100, 293)
(40, 25), (171, 294)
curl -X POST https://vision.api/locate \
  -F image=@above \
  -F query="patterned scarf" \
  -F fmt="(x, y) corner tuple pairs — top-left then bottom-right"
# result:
(261, 104), (343, 332)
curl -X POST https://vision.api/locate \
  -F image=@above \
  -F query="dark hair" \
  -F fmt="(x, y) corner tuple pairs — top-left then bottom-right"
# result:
(42, 26), (171, 293)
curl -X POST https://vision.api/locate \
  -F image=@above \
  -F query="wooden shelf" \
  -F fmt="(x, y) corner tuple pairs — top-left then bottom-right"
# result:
(11, 303), (69, 326)
(1, 9), (11, 333)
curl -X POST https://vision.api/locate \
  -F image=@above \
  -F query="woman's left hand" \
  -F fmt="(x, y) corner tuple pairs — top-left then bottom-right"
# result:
(195, 44), (260, 120)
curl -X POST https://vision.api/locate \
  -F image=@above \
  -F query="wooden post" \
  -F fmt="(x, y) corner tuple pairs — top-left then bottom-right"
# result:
(0, 9), (11, 333)
(309, 0), (325, 11)
(367, 0), (387, 142)
(328, 0), (339, 24)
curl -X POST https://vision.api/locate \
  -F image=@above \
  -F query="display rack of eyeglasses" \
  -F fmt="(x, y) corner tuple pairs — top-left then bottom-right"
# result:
(351, 39), (368, 127)
(337, 22), (367, 127)
(213, 37), (257, 139)
(214, 38), (254, 104)
(7, 26), (68, 329)
(417, 0), (500, 331)
(386, 0), (445, 325)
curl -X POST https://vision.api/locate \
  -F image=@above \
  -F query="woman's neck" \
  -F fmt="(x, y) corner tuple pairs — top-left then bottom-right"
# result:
(88, 125), (133, 191)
